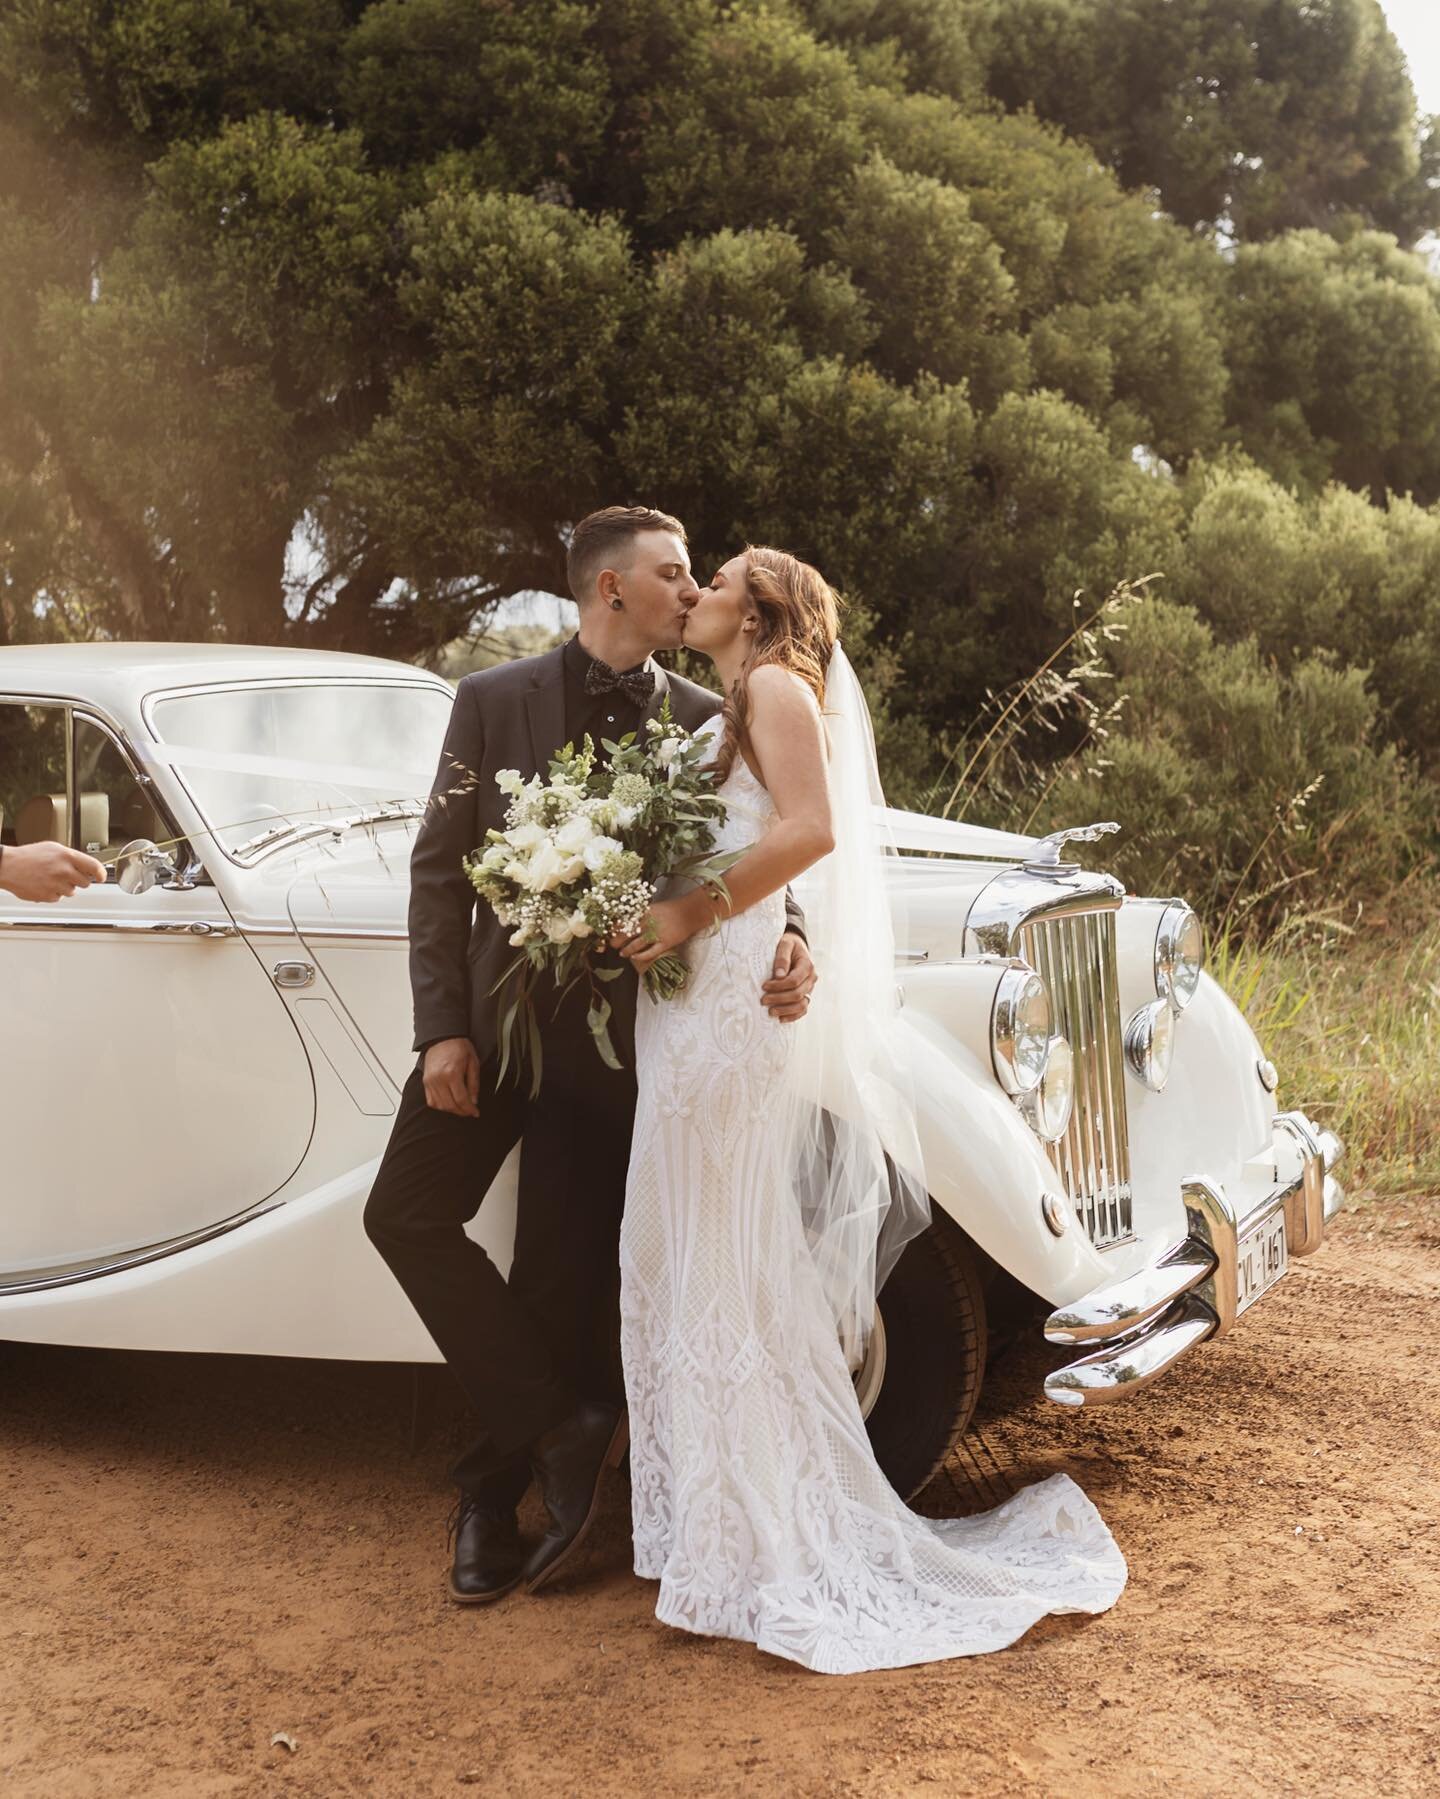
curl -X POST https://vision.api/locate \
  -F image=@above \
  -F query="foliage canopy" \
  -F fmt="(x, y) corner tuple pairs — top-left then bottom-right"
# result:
(2, 0), (1438, 914)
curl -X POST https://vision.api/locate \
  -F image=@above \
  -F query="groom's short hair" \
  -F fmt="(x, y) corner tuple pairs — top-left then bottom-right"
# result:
(567, 505), (687, 604)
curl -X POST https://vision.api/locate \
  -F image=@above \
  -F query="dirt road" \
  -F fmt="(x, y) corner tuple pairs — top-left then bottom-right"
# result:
(3, 1193), (1437, 1798)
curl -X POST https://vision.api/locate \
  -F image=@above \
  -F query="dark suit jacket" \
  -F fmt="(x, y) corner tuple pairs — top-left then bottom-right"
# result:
(408, 643), (803, 1061)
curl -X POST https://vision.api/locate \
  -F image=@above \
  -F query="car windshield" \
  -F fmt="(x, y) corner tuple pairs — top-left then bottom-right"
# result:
(147, 680), (454, 860)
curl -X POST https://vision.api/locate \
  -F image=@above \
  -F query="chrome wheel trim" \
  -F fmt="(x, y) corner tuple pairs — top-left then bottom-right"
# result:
(852, 1306), (888, 1420)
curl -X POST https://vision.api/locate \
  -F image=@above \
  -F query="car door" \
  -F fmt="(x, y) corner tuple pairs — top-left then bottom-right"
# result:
(0, 699), (316, 1288)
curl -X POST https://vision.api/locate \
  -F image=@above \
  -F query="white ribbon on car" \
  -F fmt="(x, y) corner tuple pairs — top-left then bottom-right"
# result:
(146, 740), (436, 791)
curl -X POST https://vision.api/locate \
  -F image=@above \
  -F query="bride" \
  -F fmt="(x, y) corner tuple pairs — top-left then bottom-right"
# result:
(610, 545), (1127, 1674)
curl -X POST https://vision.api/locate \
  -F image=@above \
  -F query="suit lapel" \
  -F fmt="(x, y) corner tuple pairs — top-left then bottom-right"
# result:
(657, 668), (723, 735)
(524, 644), (568, 772)
(637, 661), (671, 737)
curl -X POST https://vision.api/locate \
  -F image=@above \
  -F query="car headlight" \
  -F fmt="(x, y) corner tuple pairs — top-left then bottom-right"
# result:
(1124, 997), (1174, 1092)
(992, 967), (1052, 1096)
(1019, 1035), (1073, 1141)
(1155, 901), (1203, 1012)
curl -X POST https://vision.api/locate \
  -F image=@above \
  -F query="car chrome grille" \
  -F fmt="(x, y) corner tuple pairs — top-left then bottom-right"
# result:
(1020, 910), (1133, 1248)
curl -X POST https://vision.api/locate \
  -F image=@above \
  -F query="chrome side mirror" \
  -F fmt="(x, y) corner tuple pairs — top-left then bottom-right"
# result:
(115, 838), (180, 894)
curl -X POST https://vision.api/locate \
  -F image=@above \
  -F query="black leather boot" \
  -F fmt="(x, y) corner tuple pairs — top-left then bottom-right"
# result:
(448, 1497), (525, 1604)
(522, 1401), (629, 1594)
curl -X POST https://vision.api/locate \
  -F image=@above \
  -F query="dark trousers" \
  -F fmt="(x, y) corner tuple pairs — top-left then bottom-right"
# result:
(363, 985), (638, 1509)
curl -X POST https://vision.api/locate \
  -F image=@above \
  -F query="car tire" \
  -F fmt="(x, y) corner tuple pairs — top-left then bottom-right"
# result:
(863, 1217), (987, 1502)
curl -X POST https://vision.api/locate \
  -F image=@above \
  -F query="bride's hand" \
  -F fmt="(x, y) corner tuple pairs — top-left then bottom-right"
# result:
(611, 896), (702, 973)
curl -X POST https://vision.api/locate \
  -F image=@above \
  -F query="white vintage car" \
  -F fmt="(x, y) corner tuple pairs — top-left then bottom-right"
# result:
(0, 644), (1343, 1497)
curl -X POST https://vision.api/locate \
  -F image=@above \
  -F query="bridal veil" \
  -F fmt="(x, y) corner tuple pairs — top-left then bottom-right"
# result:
(785, 643), (931, 1368)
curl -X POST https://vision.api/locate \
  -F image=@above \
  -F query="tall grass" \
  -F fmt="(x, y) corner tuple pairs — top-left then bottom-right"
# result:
(1212, 902), (1440, 1201)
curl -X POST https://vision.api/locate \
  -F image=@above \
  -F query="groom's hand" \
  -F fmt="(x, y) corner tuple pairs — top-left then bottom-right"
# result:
(423, 1036), (481, 1117)
(763, 932), (816, 1023)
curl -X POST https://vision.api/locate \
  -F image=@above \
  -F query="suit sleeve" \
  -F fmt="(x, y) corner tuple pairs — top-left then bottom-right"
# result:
(409, 677), (484, 1051)
(783, 887), (807, 944)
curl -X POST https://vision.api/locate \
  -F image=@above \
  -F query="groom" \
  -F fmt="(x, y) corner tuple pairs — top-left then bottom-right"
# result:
(364, 506), (817, 1604)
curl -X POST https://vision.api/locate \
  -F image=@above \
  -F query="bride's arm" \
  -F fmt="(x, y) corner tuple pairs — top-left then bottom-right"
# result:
(617, 666), (833, 971)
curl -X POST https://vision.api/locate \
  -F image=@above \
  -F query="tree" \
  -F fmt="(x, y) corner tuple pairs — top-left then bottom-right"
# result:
(971, 0), (1440, 246)
(1, 0), (1437, 809)
(1224, 230), (1440, 504)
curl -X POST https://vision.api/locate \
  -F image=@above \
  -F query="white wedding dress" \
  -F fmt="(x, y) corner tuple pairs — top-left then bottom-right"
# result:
(619, 722), (1127, 1674)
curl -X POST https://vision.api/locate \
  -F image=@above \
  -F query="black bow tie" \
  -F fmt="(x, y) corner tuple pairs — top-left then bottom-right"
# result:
(583, 657), (656, 706)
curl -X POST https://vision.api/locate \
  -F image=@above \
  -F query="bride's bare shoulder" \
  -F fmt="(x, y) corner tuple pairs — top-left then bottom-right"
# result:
(747, 664), (820, 715)
(746, 666), (827, 781)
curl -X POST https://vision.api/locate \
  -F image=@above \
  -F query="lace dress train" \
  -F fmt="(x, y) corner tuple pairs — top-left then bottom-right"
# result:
(618, 744), (1127, 1674)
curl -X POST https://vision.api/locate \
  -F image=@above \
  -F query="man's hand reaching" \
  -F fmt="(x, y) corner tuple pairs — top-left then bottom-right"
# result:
(0, 841), (107, 902)
(762, 931), (817, 1023)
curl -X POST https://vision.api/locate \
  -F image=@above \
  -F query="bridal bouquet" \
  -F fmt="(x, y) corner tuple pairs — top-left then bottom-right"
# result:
(463, 705), (736, 1090)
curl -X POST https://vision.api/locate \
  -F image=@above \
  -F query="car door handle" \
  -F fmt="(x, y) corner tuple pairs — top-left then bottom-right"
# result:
(133, 919), (239, 937)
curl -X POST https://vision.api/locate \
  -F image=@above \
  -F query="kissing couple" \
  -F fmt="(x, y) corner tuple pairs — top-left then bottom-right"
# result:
(364, 506), (1126, 1673)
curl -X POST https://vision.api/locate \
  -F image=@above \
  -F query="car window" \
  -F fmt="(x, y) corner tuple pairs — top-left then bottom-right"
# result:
(0, 702), (69, 850)
(73, 715), (167, 860)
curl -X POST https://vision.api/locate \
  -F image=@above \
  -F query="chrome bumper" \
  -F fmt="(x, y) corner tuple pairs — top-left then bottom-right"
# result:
(1043, 1110), (1344, 1407)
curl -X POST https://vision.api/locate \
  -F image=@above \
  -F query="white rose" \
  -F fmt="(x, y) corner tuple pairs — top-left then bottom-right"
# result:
(653, 737), (681, 767)
(556, 812), (597, 853)
(527, 840), (586, 892)
(580, 833), (623, 871)
(504, 856), (533, 889)
(568, 911), (593, 938)
(505, 822), (546, 851)
(526, 841), (563, 891)
(545, 913), (576, 944)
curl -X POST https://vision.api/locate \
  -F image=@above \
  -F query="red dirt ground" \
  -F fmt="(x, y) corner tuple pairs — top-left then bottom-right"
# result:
(2, 1191), (1437, 1797)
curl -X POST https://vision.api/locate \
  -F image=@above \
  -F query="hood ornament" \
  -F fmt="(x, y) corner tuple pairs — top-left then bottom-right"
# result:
(1025, 820), (1120, 874)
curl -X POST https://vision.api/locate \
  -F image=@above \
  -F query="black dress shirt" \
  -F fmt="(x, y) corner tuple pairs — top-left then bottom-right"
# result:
(561, 635), (653, 766)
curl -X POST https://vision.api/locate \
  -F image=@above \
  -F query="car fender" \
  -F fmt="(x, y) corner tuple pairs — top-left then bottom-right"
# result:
(1123, 969), (1277, 1245)
(0, 1152), (518, 1360)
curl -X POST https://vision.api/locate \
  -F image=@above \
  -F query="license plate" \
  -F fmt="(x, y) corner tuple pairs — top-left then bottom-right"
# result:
(1236, 1209), (1288, 1315)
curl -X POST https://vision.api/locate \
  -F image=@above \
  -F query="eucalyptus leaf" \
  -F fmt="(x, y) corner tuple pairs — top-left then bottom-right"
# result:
(487, 952), (526, 999)
(495, 990), (521, 1090)
(525, 1003), (544, 1099)
(587, 996), (623, 1072)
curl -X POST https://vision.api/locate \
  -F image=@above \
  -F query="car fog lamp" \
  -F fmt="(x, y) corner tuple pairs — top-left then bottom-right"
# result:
(991, 967), (1052, 1096)
(1155, 902), (1203, 1013)
(1020, 1035), (1074, 1142)
(1124, 997), (1174, 1092)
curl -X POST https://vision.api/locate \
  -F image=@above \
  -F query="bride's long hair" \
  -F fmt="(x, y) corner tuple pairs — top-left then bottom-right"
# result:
(707, 545), (843, 786)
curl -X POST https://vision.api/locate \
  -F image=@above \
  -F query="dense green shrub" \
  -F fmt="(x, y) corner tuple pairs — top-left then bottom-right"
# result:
(930, 593), (1434, 928)
(2, 0), (1438, 927)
